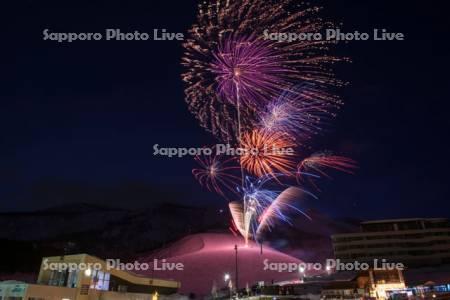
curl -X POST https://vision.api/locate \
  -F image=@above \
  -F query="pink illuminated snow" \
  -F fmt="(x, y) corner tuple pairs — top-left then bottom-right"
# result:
(136, 233), (317, 296)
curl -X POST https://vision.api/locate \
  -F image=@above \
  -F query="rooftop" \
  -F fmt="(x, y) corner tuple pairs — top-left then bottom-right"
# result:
(361, 218), (447, 225)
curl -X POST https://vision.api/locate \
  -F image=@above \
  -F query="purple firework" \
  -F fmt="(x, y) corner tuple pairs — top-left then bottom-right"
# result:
(258, 83), (341, 142)
(210, 35), (295, 108)
(182, 0), (345, 142)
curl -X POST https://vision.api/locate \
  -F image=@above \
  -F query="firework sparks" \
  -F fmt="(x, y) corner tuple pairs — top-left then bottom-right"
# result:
(183, 0), (355, 243)
(229, 201), (246, 237)
(259, 83), (341, 141)
(211, 35), (294, 108)
(182, 0), (345, 142)
(240, 175), (280, 243)
(240, 129), (296, 178)
(192, 146), (242, 198)
(236, 176), (314, 243)
(298, 151), (358, 180)
(256, 187), (312, 237)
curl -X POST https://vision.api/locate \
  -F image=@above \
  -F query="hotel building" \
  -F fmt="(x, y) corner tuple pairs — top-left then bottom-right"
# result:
(331, 218), (450, 267)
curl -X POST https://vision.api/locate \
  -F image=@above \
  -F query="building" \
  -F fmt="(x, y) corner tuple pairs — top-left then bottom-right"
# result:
(320, 269), (405, 300)
(0, 280), (78, 300)
(1, 254), (180, 300)
(332, 218), (450, 267)
(320, 281), (359, 300)
(255, 269), (405, 300)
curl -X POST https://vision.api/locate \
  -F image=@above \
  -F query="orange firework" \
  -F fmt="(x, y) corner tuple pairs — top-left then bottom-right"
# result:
(298, 151), (357, 180)
(240, 129), (296, 178)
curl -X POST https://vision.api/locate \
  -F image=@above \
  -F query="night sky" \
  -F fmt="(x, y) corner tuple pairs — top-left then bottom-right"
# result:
(3, 1), (450, 219)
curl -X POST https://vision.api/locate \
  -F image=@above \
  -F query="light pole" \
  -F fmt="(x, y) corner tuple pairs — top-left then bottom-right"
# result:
(234, 244), (238, 293)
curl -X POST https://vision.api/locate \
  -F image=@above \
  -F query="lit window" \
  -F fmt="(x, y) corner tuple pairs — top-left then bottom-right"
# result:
(90, 270), (110, 291)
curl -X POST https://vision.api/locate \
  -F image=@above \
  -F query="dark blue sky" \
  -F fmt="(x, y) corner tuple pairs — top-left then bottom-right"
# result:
(2, 0), (449, 219)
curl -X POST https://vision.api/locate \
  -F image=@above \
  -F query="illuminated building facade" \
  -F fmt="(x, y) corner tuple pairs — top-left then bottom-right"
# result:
(0, 254), (180, 300)
(332, 218), (450, 267)
(260, 269), (405, 300)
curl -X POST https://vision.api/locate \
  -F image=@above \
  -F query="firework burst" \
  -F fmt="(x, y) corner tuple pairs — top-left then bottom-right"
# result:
(182, 0), (345, 142)
(259, 83), (341, 141)
(240, 129), (296, 178)
(298, 151), (358, 180)
(192, 146), (242, 198)
(183, 0), (355, 244)
(211, 35), (295, 108)
(234, 175), (313, 243)
(229, 201), (246, 237)
(256, 186), (312, 237)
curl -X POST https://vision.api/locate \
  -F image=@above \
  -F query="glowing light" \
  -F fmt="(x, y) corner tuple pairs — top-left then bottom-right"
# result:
(259, 84), (340, 141)
(211, 35), (293, 108)
(237, 175), (313, 243)
(182, 0), (346, 142)
(84, 269), (92, 277)
(256, 186), (313, 237)
(183, 0), (355, 243)
(193, 146), (241, 198)
(240, 129), (296, 178)
(229, 201), (246, 238)
(298, 151), (357, 182)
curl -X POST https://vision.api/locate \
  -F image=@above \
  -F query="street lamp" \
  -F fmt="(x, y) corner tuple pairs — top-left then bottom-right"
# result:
(299, 266), (305, 283)
(224, 274), (233, 300)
